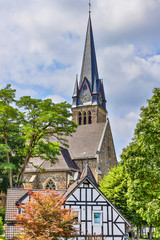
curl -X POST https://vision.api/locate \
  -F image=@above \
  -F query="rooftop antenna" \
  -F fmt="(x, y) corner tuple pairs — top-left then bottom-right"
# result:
(89, 0), (91, 14)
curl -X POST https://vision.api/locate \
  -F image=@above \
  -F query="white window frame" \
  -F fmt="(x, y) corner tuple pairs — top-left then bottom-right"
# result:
(92, 211), (103, 226)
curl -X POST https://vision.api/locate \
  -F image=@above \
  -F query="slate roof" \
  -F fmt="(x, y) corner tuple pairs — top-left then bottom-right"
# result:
(25, 122), (107, 173)
(67, 122), (106, 159)
(25, 146), (79, 173)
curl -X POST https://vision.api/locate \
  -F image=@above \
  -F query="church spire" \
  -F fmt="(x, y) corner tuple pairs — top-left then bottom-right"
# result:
(72, 13), (107, 125)
(79, 15), (99, 89)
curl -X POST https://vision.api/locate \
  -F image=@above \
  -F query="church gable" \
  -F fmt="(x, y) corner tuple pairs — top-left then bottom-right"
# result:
(65, 177), (131, 239)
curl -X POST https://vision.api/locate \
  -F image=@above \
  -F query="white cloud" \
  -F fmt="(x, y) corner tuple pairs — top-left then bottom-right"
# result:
(45, 95), (66, 104)
(0, 0), (160, 159)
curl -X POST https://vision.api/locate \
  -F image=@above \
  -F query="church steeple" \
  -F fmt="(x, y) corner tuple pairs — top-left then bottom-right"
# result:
(79, 15), (99, 89)
(72, 14), (107, 125)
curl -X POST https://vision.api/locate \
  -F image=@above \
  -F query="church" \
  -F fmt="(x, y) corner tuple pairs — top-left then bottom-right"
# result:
(5, 13), (131, 240)
(22, 14), (117, 191)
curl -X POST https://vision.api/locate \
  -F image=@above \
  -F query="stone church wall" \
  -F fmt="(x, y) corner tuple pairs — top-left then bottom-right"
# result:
(98, 122), (117, 178)
(23, 172), (68, 191)
(74, 158), (98, 182)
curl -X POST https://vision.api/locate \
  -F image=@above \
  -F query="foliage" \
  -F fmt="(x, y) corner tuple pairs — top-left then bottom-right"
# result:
(14, 190), (78, 240)
(99, 164), (144, 225)
(0, 84), (23, 189)
(0, 85), (77, 190)
(0, 207), (5, 223)
(0, 217), (4, 236)
(153, 227), (160, 239)
(121, 88), (160, 227)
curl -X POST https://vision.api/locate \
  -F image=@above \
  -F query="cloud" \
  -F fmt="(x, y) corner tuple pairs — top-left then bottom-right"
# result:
(0, 0), (160, 159)
(45, 94), (66, 104)
(110, 110), (140, 161)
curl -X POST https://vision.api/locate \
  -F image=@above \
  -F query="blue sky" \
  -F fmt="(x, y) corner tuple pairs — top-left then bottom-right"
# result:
(0, 0), (160, 160)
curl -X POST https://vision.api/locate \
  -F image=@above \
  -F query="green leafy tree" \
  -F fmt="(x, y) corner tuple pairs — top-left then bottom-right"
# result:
(0, 85), (23, 189)
(0, 85), (77, 190)
(121, 88), (160, 238)
(0, 216), (4, 236)
(99, 164), (145, 239)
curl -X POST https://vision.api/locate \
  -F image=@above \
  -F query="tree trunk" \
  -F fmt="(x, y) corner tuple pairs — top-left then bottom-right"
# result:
(140, 225), (142, 238)
(4, 133), (12, 188)
(17, 151), (32, 186)
(137, 225), (140, 240)
(149, 225), (152, 240)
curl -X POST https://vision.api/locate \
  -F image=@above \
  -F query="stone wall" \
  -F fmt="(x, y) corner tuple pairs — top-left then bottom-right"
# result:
(74, 158), (98, 182)
(98, 122), (117, 177)
(23, 171), (70, 191)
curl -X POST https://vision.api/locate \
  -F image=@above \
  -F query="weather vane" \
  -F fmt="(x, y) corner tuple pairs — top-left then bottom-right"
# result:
(89, 0), (91, 14)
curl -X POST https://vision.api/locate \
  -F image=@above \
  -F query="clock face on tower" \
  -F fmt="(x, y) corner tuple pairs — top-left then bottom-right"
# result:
(80, 92), (90, 103)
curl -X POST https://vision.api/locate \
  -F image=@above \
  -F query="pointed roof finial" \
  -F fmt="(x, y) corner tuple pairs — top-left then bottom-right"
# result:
(89, 0), (91, 14)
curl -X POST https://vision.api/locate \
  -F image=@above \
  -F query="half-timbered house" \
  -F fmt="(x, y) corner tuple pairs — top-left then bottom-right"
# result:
(65, 164), (131, 240)
(5, 165), (131, 239)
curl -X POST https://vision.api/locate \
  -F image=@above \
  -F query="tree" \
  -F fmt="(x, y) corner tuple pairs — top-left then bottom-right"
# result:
(0, 85), (77, 190)
(14, 190), (78, 240)
(0, 84), (23, 190)
(99, 164), (145, 239)
(121, 88), (160, 238)
(0, 216), (4, 236)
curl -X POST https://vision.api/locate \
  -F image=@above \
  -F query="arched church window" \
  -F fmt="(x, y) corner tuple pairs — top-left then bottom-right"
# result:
(88, 111), (92, 124)
(78, 112), (82, 125)
(83, 112), (86, 125)
(45, 179), (56, 190)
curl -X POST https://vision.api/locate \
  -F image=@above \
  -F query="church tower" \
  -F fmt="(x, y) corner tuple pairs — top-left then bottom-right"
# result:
(72, 15), (107, 125)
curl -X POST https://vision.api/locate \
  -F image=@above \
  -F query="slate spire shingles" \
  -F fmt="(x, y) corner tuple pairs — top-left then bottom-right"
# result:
(72, 75), (79, 97)
(79, 15), (99, 89)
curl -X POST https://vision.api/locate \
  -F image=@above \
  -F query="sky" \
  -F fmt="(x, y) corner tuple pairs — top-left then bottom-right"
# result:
(0, 0), (160, 161)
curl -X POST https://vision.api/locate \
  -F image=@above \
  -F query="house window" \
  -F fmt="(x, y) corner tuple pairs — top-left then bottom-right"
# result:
(92, 211), (102, 225)
(74, 211), (79, 223)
